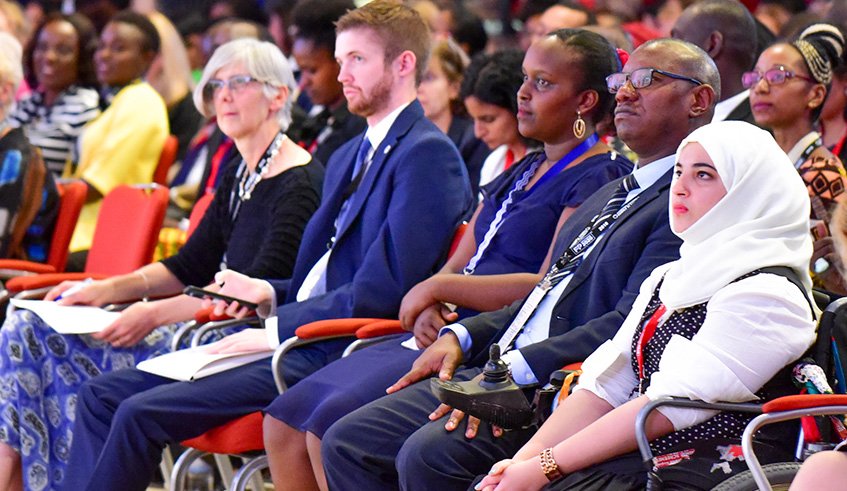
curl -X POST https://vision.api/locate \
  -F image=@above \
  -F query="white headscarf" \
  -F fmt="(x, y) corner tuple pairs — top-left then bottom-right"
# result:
(659, 121), (813, 310)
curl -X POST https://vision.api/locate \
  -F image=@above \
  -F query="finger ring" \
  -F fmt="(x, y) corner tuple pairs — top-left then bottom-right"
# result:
(814, 257), (831, 274)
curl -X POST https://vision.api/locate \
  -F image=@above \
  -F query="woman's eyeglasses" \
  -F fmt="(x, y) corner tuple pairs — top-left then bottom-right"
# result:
(203, 75), (263, 101)
(741, 67), (815, 89)
(605, 68), (703, 94)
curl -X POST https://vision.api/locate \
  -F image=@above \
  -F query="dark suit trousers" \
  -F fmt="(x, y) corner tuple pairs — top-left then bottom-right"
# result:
(62, 338), (349, 491)
(322, 366), (536, 491)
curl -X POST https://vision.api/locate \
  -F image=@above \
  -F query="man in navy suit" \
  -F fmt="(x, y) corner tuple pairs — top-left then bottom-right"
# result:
(321, 38), (720, 491)
(61, 2), (472, 489)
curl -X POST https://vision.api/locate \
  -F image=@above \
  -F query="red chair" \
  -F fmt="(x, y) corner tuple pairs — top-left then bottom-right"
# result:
(154, 135), (179, 187)
(2, 185), (169, 298)
(168, 221), (471, 490)
(185, 193), (214, 238)
(0, 180), (87, 277)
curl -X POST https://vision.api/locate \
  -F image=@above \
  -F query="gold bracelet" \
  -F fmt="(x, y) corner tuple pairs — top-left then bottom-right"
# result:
(540, 447), (563, 481)
(136, 270), (151, 302)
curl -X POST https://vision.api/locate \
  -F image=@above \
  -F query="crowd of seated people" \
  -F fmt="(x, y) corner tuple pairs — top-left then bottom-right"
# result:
(2, 0), (847, 489)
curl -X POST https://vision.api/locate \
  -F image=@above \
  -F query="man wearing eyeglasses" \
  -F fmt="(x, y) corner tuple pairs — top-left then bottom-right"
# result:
(322, 38), (719, 491)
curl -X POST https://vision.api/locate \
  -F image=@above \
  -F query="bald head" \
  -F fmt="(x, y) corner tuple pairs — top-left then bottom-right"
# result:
(530, 3), (591, 45)
(672, 0), (756, 99)
(614, 38), (719, 164)
(642, 38), (721, 102)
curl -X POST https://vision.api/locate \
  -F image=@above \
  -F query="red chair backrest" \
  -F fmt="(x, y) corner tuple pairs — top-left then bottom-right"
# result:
(186, 192), (215, 239)
(84, 185), (169, 275)
(153, 135), (179, 186)
(47, 181), (87, 272)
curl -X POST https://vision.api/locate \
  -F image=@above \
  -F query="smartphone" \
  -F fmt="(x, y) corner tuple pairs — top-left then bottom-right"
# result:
(183, 286), (259, 310)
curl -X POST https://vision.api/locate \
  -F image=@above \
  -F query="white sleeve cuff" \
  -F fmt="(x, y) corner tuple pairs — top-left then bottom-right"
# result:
(257, 280), (278, 318)
(264, 316), (280, 348)
(500, 350), (537, 386)
(439, 323), (472, 357)
(574, 340), (636, 408)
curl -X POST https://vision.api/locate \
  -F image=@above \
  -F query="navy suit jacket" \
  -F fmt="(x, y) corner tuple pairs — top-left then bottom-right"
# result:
(268, 100), (474, 339)
(462, 167), (683, 382)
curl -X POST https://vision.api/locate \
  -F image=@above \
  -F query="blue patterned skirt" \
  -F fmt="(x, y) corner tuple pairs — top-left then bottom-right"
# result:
(0, 309), (176, 491)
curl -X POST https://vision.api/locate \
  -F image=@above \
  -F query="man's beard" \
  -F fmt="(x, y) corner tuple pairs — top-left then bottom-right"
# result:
(347, 69), (393, 117)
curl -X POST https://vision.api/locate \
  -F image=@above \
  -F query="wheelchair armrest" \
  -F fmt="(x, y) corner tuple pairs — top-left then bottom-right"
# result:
(635, 397), (763, 468)
(762, 394), (847, 413)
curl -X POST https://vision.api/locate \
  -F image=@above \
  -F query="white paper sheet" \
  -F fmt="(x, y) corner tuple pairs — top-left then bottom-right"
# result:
(10, 299), (121, 334)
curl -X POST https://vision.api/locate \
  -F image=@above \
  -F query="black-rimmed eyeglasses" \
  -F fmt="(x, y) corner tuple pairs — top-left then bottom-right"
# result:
(606, 68), (704, 94)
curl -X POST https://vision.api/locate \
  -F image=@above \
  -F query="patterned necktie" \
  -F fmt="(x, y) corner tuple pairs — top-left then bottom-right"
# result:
(332, 137), (372, 247)
(546, 174), (640, 285)
(342, 136), (372, 202)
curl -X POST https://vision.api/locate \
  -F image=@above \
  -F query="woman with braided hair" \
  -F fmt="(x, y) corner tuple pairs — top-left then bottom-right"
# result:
(748, 23), (847, 223)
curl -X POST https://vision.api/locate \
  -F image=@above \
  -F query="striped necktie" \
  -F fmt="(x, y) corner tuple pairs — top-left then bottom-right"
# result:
(546, 174), (640, 285)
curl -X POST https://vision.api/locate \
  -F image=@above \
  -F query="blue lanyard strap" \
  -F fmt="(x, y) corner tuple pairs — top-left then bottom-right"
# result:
(522, 133), (599, 200)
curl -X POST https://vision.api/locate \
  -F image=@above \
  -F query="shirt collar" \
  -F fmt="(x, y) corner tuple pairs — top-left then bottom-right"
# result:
(364, 101), (411, 152)
(631, 154), (674, 191)
(711, 89), (750, 123)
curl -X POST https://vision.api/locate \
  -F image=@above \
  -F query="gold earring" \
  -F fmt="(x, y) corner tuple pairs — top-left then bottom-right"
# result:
(573, 111), (586, 139)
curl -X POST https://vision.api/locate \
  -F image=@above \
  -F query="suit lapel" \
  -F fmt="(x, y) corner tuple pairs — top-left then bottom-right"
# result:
(335, 101), (422, 241)
(558, 168), (673, 299)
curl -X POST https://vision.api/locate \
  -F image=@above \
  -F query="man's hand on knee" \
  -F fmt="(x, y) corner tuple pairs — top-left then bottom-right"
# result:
(429, 402), (503, 439)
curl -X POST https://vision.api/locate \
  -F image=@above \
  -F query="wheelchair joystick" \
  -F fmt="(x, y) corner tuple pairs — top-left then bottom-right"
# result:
(430, 343), (534, 429)
(480, 344), (510, 389)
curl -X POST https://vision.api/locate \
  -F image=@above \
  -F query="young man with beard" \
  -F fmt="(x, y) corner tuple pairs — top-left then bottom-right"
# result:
(60, 2), (472, 489)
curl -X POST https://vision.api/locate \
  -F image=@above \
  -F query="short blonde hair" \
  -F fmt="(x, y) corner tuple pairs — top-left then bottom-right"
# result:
(0, 31), (22, 114)
(194, 38), (296, 130)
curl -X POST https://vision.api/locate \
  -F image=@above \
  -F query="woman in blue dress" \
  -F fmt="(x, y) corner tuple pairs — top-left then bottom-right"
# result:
(261, 28), (634, 491)
(0, 38), (323, 491)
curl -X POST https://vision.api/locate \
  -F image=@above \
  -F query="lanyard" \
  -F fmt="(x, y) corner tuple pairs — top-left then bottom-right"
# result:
(524, 134), (598, 201)
(636, 304), (667, 394)
(496, 177), (639, 352)
(463, 135), (599, 275)
(795, 137), (823, 169)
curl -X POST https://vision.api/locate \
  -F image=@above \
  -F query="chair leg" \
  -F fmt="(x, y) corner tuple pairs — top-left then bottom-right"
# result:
(170, 448), (207, 491)
(160, 446), (175, 490)
(214, 454), (236, 491)
(231, 454), (268, 491)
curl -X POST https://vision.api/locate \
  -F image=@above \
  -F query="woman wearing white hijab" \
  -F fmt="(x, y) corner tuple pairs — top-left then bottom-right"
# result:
(474, 121), (817, 491)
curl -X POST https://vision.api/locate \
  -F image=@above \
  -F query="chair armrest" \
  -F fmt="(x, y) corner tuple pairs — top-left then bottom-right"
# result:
(294, 318), (391, 338)
(192, 307), (256, 324)
(0, 259), (56, 278)
(355, 320), (403, 339)
(5, 273), (111, 293)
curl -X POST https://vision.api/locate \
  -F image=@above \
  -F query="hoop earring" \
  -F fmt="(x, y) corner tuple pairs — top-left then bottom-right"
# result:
(573, 111), (586, 139)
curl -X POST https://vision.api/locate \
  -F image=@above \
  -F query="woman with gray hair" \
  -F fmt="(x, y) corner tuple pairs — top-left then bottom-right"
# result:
(0, 30), (59, 262)
(0, 37), (323, 491)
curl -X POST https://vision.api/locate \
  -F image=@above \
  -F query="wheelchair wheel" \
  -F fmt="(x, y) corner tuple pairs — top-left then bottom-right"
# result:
(710, 462), (802, 491)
